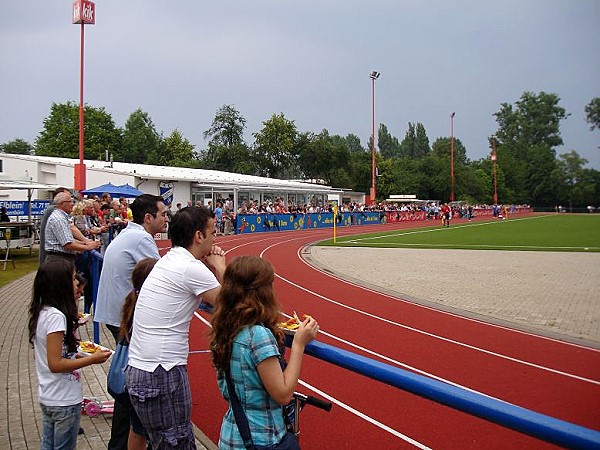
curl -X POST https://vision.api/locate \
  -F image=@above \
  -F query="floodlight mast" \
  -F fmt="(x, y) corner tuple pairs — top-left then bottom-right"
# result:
(450, 112), (456, 202)
(369, 71), (380, 205)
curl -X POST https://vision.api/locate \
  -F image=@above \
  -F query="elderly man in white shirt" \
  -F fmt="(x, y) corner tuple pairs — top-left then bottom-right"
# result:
(126, 206), (226, 449)
(44, 191), (101, 262)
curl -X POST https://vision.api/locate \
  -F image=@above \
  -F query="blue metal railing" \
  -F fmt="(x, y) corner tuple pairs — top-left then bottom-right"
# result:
(286, 337), (600, 449)
(87, 250), (600, 448)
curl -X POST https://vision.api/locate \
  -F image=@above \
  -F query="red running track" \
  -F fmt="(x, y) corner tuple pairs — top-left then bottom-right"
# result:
(187, 218), (600, 449)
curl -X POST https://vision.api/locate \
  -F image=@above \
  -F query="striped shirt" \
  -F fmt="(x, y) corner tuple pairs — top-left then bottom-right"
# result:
(44, 208), (75, 254)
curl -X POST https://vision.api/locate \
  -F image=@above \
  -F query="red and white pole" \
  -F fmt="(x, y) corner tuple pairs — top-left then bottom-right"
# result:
(492, 138), (498, 204)
(72, 0), (95, 192)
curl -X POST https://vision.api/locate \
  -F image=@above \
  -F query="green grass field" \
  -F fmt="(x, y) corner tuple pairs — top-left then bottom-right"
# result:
(320, 214), (600, 252)
(0, 247), (39, 288)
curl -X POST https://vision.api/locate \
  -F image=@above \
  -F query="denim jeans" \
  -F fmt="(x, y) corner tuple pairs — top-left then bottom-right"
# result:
(40, 403), (81, 450)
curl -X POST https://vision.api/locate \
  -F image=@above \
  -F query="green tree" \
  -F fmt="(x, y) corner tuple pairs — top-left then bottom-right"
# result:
(557, 150), (598, 208)
(585, 97), (600, 131)
(376, 157), (421, 199)
(414, 123), (431, 159)
(0, 138), (33, 155)
(122, 109), (162, 164)
(377, 123), (400, 159)
(252, 113), (299, 178)
(431, 137), (467, 165)
(200, 105), (254, 173)
(494, 91), (568, 151)
(399, 123), (432, 159)
(161, 130), (198, 167)
(525, 144), (559, 206)
(345, 134), (364, 153)
(203, 105), (247, 147)
(297, 130), (352, 186)
(36, 102), (121, 160)
(416, 153), (450, 201)
(492, 144), (528, 204)
(492, 91), (569, 204)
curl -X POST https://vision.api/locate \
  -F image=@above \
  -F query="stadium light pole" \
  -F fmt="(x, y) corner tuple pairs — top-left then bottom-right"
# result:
(492, 136), (498, 204)
(450, 112), (456, 202)
(72, 0), (95, 192)
(370, 70), (380, 205)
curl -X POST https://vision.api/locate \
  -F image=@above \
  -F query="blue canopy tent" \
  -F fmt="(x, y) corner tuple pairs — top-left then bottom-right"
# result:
(115, 183), (144, 198)
(81, 182), (144, 198)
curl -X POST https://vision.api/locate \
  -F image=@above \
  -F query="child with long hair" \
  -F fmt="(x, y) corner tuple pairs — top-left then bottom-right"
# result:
(210, 256), (319, 449)
(115, 257), (157, 450)
(28, 258), (112, 450)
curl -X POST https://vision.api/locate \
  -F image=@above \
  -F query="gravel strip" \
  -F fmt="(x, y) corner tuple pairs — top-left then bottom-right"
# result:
(306, 246), (600, 348)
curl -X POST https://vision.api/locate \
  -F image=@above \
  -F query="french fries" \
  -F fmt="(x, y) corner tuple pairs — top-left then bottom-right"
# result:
(79, 341), (100, 354)
(278, 313), (314, 331)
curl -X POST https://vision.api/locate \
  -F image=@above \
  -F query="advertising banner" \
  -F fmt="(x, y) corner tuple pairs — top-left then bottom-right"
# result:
(0, 200), (50, 216)
(234, 212), (383, 234)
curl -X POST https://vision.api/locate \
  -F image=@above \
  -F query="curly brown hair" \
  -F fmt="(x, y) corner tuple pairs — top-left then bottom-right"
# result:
(210, 256), (283, 372)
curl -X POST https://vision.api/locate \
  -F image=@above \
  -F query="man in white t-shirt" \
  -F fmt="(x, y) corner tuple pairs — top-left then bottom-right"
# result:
(94, 194), (168, 450)
(126, 206), (226, 449)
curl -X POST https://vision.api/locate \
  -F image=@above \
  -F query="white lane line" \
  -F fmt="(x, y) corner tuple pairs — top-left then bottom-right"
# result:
(254, 238), (600, 384)
(295, 245), (600, 354)
(193, 311), (430, 448)
(278, 312), (514, 400)
(344, 242), (600, 250)
(276, 266), (600, 386)
(345, 216), (546, 244)
(296, 379), (432, 450)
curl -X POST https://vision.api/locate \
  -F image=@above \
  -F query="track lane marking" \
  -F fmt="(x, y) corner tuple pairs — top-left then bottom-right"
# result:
(296, 379), (432, 450)
(295, 244), (600, 354)
(250, 238), (600, 385)
(278, 263), (600, 386)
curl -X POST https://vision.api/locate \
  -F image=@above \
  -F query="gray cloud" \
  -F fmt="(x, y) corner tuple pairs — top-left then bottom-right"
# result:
(1, 0), (598, 168)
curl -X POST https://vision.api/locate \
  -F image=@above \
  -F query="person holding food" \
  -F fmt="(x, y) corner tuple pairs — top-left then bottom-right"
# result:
(28, 258), (112, 450)
(210, 256), (319, 449)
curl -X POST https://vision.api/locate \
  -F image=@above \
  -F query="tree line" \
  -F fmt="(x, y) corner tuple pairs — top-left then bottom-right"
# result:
(1, 93), (599, 207)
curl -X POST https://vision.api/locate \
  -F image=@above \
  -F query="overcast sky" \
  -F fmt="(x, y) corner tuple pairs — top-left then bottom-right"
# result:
(1, 1), (599, 169)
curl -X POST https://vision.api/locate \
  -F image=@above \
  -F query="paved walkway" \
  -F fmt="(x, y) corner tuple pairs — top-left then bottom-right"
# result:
(0, 272), (215, 450)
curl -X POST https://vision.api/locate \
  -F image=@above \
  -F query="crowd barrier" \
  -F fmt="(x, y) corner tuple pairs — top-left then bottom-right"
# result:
(233, 211), (383, 234)
(233, 208), (533, 234)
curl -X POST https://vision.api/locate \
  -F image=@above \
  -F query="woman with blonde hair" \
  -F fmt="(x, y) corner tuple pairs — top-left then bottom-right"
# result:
(210, 256), (318, 449)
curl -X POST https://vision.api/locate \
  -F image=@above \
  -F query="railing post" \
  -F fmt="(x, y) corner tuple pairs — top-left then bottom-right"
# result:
(89, 249), (103, 344)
